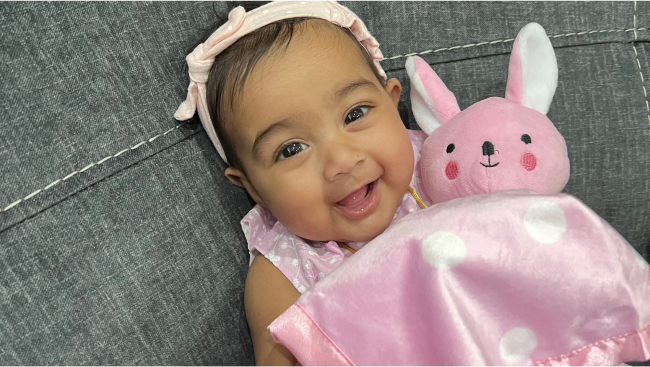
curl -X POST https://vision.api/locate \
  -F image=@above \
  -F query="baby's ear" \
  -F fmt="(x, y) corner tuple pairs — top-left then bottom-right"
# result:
(505, 22), (558, 115)
(384, 78), (402, 107)
(225, 167), (267, 209)
(405, 56), (460, 135)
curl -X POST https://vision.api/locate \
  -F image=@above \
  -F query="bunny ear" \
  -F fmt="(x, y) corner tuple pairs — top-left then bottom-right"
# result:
(405, 56), (460, 135)
(505, 22), (558, 115)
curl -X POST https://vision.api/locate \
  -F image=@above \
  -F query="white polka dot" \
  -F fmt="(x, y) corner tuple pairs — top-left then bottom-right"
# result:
(227, 26), (232, 30)
(262, 10), (268, 13)
(333, 13), (338, 17)
(422, 231), (466, 269)
(499, 327), (537, 364)
(632, 248), (649, 269)
(301, 1), (306, 3)
(524, 201), (566, 244)
(325, 9), (330, 13)
(287, 10), (292, 14)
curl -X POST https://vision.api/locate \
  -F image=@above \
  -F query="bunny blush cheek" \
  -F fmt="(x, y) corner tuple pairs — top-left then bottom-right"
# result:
(521, 153), (537, 171)
(445, 161), (459, 180)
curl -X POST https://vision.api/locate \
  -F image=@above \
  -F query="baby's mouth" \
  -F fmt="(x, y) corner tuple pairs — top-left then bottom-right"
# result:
(336, 181), (374, 207)
(334, 180), (380, 220)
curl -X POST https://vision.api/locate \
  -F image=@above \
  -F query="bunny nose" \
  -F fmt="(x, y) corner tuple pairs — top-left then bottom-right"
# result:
(482, 141), (495, 156)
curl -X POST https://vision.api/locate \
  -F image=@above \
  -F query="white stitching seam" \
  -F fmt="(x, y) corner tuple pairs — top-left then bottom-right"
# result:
(384, 27), (649, 60)
(632, 2), (650, 129)
(1, 26), (649, 213)
(1, 123), (186, 212)
(634, 2), (638, 40)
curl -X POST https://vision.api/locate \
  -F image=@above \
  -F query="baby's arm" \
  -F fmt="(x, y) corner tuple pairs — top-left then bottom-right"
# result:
(245, 255), (301, 366)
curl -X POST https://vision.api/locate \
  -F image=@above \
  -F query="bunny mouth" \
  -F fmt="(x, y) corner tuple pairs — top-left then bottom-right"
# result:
(480, 162), (500, 168)
(480, 154), (499, 168)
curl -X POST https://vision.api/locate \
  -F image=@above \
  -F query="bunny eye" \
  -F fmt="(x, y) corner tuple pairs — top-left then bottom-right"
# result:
(446, 144), (455, 153)
(521, 134), (532, 144)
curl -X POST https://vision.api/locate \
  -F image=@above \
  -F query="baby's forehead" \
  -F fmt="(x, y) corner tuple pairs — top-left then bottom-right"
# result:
(278, 19), (370, 63)
(234, 19), (379, 102)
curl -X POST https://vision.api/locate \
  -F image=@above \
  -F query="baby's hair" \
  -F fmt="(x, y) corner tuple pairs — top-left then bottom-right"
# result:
(183, 1), (386, 171)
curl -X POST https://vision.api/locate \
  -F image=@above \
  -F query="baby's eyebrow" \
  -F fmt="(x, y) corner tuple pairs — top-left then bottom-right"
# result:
(333, 78), (379, 103)
(252, 118), (294, 160)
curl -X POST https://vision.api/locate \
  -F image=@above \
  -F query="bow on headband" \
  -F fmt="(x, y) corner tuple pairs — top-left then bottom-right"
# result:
(174, 1), (386, 164)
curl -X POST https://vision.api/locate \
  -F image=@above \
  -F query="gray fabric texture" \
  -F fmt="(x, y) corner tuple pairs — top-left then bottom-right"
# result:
(1, 1), (648, 365)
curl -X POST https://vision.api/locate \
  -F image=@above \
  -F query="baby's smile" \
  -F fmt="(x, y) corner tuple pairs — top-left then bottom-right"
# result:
(334, 179), (379, 219)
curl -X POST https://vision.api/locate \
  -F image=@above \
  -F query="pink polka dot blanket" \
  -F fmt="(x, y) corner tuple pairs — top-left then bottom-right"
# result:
(268, 190), (650, 365)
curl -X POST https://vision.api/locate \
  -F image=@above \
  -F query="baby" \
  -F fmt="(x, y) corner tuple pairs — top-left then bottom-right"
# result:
(175, 1), (430, 365)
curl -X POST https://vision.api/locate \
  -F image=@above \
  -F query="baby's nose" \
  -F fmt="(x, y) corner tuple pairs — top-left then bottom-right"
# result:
(323, 142), (367, 181)
(482, 141), (495, 156)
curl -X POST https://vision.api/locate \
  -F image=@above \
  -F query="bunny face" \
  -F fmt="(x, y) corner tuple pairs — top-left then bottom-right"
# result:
(407, 23), (570, 204)
(420, 97), (570, 203)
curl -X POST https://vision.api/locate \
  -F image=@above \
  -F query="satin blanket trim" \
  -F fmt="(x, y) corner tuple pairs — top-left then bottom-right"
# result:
(269, 304), (353, 366)
(271, 306), (650, 366)
(532, 324), (650, 366)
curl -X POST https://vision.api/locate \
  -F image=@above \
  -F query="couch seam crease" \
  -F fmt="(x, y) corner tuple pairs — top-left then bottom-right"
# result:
(383, 27), (649, 61)
(631, 2), (650, 130)
(0, 122), (190, 213)
(0, 130), (202, 235)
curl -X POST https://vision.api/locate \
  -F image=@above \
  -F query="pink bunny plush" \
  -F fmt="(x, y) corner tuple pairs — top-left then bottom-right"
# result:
(408, 23), (570, 204)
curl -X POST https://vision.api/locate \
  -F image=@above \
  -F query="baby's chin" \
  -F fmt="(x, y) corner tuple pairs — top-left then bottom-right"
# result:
(291, 213), (393, 244)
(333, 207), (399, 243)
(285, 191), (403, 243)
(335, 193), (404, 243)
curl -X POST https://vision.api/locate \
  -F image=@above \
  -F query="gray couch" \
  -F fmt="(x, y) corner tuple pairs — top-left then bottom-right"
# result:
(1, 1), (648, 365)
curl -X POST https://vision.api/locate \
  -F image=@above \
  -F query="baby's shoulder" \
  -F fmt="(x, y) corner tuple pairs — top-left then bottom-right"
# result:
(241, 205), (351, 293)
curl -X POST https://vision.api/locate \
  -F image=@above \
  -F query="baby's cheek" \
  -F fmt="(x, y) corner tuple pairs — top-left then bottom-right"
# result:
(521, 153), (536, 171)
(445, 161), (459, 180)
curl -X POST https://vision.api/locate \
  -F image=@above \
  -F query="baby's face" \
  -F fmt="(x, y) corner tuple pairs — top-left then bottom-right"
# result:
(225, 21), (414, 243)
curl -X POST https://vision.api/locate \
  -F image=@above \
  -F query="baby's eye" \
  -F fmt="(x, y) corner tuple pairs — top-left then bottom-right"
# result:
(278, 142), (308, 160)
(345, 106), (369, 125)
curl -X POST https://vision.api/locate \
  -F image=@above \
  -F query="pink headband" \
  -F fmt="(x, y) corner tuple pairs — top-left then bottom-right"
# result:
(174, 1), (386, 164)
